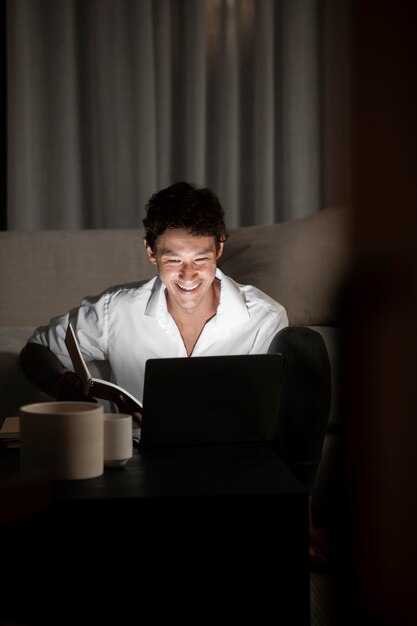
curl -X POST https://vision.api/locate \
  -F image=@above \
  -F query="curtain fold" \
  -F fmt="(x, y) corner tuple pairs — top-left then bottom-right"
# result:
(7, 0), (349, 230)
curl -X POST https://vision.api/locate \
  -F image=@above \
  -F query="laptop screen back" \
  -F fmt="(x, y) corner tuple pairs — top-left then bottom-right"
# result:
(140, 353), (283, 446)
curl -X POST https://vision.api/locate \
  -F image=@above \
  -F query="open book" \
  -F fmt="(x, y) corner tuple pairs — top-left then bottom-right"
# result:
(64, 323), (143, 416)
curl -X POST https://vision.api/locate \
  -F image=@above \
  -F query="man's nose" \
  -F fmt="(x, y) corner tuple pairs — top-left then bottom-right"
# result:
(179, 262), (197, 280)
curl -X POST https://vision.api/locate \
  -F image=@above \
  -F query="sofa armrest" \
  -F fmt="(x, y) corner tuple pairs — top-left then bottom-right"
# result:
(307, 325), (341, 431)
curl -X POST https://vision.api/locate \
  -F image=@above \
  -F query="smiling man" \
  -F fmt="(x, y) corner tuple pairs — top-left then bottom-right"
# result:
(20, 182), (332, 570)
(20, 182), (288, 413)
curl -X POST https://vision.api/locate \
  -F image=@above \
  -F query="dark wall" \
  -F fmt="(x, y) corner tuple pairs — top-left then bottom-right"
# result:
(336, 1), (417, 624)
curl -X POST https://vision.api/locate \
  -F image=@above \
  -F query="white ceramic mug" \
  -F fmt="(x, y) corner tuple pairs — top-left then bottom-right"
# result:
(103, 413), (133, 467)
(19, 401), (104, 481)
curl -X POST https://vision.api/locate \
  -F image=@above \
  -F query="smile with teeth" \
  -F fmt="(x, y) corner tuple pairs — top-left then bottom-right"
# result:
(177, 282), (201, 292)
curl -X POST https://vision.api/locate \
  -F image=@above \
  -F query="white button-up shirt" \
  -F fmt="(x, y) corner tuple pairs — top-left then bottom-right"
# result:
(30, 269), (288, 402)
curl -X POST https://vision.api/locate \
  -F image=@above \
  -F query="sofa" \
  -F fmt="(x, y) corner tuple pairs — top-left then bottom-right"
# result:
(0, 205), (351, 526)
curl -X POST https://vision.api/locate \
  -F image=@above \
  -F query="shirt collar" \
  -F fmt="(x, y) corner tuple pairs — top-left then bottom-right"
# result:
(144, 276), (170, 329)
(215, 268), (251, 329)
(144, 269), (250, 330)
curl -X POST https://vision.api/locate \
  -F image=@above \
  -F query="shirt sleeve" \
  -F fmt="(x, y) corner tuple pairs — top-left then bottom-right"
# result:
(249, 304), (289, 354)
(28, 291), (110, 370)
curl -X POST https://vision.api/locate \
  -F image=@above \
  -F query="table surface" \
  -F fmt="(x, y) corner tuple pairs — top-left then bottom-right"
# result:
(1, 439), (305, 499)
(0, 440), (311, 625)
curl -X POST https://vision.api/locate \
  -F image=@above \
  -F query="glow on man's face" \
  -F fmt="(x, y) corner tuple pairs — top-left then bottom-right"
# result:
(145, 229), (223, 312)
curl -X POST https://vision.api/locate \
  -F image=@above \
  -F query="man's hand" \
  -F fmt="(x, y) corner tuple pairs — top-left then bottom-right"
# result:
(55, 371), (97, 404)
(114, 393), (142, 428)
(55, 373), (141, 427)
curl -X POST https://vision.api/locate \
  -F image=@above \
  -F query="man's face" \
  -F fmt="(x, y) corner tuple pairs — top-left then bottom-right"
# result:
(145, 229), (224, 313)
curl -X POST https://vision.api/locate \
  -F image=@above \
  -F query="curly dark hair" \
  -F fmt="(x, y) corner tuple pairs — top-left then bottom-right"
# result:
(143, 181), (228, 251)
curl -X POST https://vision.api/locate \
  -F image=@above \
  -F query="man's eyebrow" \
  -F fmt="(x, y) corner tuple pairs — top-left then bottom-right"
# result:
(160, 247), (213, 256)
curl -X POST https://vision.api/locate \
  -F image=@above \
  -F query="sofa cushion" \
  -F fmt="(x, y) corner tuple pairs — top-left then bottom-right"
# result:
(0, 229), (157, 327)
(219, 205), (350, 326)
(0, 207), (350, 328)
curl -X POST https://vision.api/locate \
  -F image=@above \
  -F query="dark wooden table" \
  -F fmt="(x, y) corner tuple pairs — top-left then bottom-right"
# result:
(0, 442), (310, 625)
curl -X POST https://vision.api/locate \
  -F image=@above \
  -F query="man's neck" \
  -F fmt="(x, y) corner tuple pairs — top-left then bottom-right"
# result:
(167, 280), (220, 355)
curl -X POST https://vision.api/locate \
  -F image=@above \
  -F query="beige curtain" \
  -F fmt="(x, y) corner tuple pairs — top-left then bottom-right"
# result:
(7, 0), (351, 230)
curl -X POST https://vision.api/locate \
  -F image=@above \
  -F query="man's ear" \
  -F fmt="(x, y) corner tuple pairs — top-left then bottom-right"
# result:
(144, 239), (157, 265)
(216, 241), (224, 260)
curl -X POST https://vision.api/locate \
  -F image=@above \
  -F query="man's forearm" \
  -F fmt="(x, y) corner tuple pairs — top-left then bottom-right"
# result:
(20, 342), (67, 398)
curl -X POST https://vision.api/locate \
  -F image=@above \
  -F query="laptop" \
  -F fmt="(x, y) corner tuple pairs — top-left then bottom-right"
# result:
(139, 353), (283, 447)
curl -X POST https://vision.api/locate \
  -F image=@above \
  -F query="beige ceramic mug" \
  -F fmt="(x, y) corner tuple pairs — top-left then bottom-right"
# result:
(19, 401), (104, 480)
(103, 413), (133, 467)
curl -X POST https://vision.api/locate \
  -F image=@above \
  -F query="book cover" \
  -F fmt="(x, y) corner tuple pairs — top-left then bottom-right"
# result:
(0, 416), (20, 441)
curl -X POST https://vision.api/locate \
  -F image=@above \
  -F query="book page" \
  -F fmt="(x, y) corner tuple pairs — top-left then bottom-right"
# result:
(91, 379), (143, 413)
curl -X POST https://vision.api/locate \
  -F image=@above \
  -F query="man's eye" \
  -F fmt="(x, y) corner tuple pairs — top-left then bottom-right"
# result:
(195, 257), (208, 262)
